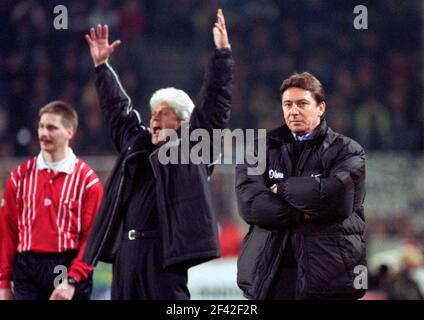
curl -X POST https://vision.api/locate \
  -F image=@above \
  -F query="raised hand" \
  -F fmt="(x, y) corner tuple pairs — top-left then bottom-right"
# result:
(85, 24), (121, 67)
(213, 9), (230, 49)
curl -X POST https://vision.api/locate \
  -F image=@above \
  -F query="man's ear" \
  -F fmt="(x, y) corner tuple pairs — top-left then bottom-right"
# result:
(318, 101), (326, 117)
(67, 128), (75, 140)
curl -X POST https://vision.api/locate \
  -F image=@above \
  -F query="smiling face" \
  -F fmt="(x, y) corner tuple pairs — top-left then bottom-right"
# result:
(281, 87), (325, 135)
(149, 102), (184, 145)
(38, 113), (74, 154)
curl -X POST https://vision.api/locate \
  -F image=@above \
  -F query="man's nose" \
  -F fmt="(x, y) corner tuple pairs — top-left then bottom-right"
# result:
(39, 128), (48, 137)
(289, 105), (300, 115)
(152, 112), (161, 121)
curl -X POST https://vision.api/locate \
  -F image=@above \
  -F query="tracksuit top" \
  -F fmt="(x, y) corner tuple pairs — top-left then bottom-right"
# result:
(0, 149), (103, 288)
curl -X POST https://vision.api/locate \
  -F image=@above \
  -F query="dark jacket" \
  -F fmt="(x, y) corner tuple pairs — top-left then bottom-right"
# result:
(83, 48), (234, 269)
(236, 119), (367, 300)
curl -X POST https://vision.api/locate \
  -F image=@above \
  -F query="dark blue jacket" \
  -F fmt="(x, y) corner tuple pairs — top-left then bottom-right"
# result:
(83, 48), (234, 269)
(236, 120), (367, 299)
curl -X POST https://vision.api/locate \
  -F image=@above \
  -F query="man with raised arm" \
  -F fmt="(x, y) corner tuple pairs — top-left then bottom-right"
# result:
(83, 9), (233, 299)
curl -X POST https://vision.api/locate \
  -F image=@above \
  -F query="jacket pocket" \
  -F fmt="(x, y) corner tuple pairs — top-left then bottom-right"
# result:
(337, 235), (366, 268)
(302, 235), (362, 299)
(337, 234), (367, 293)
(237, 226), (271, 298)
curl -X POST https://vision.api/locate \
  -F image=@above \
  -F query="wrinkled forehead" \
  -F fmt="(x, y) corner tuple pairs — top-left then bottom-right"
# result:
(282, 87), (315, 102)
(151, 102), (176, 114)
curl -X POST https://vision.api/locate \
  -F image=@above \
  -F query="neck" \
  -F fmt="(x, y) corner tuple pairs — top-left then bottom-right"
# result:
(300, 119), (321, 136)
(42, 147), (68, 163)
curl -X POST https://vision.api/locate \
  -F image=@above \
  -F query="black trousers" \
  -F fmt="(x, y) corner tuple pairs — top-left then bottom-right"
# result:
(111, 236), (189, 300)
(12, 251), (92, 300)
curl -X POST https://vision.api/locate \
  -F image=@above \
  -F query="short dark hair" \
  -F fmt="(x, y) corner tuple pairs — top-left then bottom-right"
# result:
(39, 100), (78, 130)
(280, 72), (325, 104)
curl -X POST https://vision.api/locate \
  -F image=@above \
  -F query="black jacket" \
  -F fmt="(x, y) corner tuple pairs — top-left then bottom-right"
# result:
(236, 120), (367, 299)
(83, 48), (234, 269)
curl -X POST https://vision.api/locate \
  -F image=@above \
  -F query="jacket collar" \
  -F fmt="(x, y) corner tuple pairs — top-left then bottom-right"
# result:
(36, 148), (76, 174)
(268, 118), (328, 145)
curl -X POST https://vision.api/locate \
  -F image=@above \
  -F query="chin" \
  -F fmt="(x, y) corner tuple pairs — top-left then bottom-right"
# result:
(289, 127), (305, 134)
(151, 138), (161, 146)
(40, 146), (52, 152)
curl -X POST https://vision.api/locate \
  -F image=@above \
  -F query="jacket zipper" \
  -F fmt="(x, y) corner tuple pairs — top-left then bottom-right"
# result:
(295, 145), (312, 176)
(281, 144), (293, 178)
(91, 149), (148, 265)
(255, 233), (287, 299)
(148, 148), (160, 179)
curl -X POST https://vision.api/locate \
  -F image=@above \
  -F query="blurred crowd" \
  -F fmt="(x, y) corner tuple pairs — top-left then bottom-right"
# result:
(367, 243), (424, 300)
(0, 0), (423, 299)
(365, 216), (424, 299)
(0, 0), (422, 157)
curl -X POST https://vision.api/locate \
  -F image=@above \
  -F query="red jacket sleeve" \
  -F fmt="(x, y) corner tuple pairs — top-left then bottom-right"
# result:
(68, 178), (103, 282)
(0, 175), (19, 289)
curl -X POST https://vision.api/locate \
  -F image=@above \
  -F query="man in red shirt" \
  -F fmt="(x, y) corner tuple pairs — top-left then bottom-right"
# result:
(0, 101), (103, 300)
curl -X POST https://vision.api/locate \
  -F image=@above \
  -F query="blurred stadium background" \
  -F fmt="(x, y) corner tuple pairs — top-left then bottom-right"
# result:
(0, 0), (423, 299)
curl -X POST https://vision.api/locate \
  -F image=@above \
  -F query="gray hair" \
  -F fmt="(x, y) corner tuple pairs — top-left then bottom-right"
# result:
(149, 87), (195, 120)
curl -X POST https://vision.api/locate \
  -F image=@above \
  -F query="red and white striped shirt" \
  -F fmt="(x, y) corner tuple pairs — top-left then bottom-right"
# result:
(0, 149), (103, 289)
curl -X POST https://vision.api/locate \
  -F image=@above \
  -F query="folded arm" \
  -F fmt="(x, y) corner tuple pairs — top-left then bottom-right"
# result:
(236, 164), (304, 230)
(280, 142), (366, 222)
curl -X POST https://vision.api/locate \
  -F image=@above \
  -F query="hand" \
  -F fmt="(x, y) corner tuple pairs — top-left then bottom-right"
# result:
(270, 184), (310, 219)
(49, 280), (76, 300)
(85, 24), (121, 67)
(0, 289), (14, 300)
(213, 9), (230, 49)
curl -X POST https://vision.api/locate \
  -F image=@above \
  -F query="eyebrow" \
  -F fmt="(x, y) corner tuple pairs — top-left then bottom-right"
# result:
(152, 107), (173, 113)
(39, 123), (59, 128)
(282, 99), (310, 103)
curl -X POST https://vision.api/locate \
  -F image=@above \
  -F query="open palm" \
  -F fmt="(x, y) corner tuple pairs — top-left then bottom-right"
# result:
(85, 24), (121, 67)
(213, 9), (229, 49)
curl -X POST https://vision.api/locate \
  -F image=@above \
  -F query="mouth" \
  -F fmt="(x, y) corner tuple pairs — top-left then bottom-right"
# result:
(152, 126), (162, 136)
(290, 120), (303, 124)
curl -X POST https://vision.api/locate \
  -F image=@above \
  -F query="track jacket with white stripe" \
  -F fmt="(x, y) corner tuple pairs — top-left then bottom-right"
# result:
(0, 149), (104, 288)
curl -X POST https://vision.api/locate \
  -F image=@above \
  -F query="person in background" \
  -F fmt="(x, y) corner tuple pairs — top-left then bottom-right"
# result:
(0, 101), (103, 300)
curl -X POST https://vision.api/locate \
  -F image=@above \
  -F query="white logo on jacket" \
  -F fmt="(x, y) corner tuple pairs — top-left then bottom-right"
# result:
(44, 198), (52, 207)
(269, 169), (284, 179)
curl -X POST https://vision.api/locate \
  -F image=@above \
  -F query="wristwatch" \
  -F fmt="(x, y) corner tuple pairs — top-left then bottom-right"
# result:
(67, 276), (78, 286)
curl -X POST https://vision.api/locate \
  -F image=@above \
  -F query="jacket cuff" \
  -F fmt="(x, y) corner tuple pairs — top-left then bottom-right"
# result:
(95, 63), (108, 72)
(215, 47), (232, 57)
(68, 263), (94, 283)
(276, 181), (286, 197)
